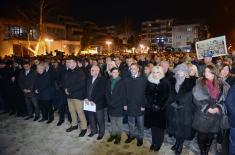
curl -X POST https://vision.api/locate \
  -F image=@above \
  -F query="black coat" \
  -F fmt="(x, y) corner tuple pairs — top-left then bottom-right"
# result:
(86, 76), (107, 110)
(225, 76), (235, 86)
(120, 64), (131, 79)
(226, 84), (235, 128)
(165, 70), (175, 91)
(124, 75), (147, 117)
(144, 78), (171, 129)
(34, 71), (53, 101)
(46, 66), (56, 86)
(105, 78), (126, 117)
(167, 76), (196, 140)
(0, 67), (7, 95)
(62, 67), (86, 99)
(55, 64), (67, 88)
(10, 67), (25, 102)
(18, 69), (37, 97)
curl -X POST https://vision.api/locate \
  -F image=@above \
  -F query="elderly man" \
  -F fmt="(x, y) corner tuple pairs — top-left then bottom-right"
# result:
(85, 65), (106, 140)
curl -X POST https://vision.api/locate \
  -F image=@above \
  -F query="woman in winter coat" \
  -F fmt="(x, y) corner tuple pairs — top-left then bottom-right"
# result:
(105, 67), (126, 144)
(145, 66), (171, 152)
(220, 64), (235, 86)
(192, 64), (230, 155)
(217, 64), (235, 154)
(167, 63), (196, 154)
(167, 63), (196, 155)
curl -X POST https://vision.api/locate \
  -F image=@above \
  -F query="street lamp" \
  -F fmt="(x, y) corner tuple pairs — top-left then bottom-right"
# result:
(106, 41), (112, 54)
(45, 38), (54, 54)
(139, 44), (145, 49)
(139, 44), (145, 53)
(132, 47), (136, 53)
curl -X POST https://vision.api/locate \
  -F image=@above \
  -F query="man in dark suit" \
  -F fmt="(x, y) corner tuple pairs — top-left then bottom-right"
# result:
(44, 59), (57, 110)
(34, 63), (54, 123)
(54, 60), (71, 126)
(18, 60), (40, 121)
(10, 60), (27, 117)
(85, 65), (106, 140)
(0, 59), (9, 113)
(124, 63), (147, 147)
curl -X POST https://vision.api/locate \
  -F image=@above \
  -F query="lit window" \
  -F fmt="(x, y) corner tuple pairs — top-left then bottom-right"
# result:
(187, 28), (192, 32)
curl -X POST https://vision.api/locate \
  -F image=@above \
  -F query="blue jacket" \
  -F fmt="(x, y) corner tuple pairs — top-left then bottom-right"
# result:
(226, 84), (235, 128)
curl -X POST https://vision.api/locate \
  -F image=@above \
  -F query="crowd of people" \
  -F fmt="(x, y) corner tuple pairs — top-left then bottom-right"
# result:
(0, 51), (235, 155)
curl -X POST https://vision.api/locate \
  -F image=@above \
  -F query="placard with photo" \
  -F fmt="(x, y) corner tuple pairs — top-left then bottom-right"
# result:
(195, 36), (228, 59)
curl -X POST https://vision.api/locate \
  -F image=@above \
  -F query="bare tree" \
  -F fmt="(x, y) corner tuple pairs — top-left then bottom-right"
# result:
(16, 0), (57, 55)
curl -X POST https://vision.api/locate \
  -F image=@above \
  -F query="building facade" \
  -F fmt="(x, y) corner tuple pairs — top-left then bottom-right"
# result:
(0, 16), (83, 57)
(172, 24), (208, 51)
(140, 19), (173, 51)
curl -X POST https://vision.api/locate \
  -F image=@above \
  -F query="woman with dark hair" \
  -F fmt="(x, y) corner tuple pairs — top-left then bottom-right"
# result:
(105, 67), (125, 144)
(192, 64), (230, 155)
(220, 64), (235, 86)
(218, 64), (235, 154)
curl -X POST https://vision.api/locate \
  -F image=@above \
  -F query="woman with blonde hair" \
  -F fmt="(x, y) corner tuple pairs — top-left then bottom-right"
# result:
(145, 66), (171, 152)
(105, 60), (117, 77)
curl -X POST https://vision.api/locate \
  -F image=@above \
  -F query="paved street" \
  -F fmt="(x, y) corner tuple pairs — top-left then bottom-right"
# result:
(0, 112), (217, 155)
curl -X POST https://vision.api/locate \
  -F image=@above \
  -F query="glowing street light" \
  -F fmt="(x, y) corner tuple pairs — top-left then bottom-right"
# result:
(44, 38), (54, 54)
(106, 41), (112, 53)
(139, 44), (145, 49)
(132, 47), (136, 53)
(45, 38), (54, 43)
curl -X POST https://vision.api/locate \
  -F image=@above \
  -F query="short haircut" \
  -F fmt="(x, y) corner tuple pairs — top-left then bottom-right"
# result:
(110, 67), (120, 73)
(66, 55), (77, 61)
(130, 63), (139, 69)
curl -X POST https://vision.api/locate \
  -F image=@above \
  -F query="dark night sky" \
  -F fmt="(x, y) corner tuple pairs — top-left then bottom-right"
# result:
(1, 0), (235, 42)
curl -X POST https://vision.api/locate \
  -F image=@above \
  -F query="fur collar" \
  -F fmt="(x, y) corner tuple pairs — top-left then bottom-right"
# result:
(193, 78), (230, 102)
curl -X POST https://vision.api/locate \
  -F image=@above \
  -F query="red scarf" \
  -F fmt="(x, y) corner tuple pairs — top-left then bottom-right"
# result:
(205, 80), (219, 100)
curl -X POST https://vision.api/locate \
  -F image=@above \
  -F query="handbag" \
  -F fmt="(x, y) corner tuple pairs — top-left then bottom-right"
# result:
(218, 102), (230, 130)
(192, 109), (220, 133)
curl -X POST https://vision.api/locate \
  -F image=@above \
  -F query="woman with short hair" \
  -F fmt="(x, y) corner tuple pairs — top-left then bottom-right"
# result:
(105, 67), (125, 144)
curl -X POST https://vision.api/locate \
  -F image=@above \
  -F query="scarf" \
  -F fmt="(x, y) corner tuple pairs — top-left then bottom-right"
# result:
(205, 79), (219, 100)
(175, 74), (185, 93)
(148, 74), (160, 85)
(111, 77), (121, 93)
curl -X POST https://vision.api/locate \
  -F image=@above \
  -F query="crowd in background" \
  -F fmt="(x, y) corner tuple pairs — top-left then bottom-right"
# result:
(0, 51), (235, 155)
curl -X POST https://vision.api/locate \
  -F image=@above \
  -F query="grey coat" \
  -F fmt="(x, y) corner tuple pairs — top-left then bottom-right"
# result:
(192, 78), (230, 133)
